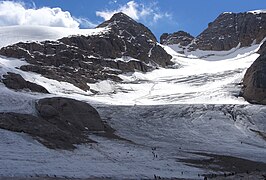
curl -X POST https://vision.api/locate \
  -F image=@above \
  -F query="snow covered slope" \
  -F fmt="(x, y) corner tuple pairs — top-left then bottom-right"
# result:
(0, 104), (266, 179)
(0, 25), (263, 110)
(0, 25), (266, 179)
(85, 43), (261, 105)
(0, 25), (108, 48)
(0, 43), (260, 107)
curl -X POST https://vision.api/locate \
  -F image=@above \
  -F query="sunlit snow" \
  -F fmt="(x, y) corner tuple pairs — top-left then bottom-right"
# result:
(0, 25), (266, 179)
(0, 25), (109, 48)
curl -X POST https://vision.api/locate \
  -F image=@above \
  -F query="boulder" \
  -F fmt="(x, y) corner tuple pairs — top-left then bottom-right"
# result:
(0, 97), (115, 150)
(0, 112), (88, 150)
(36, 97), (105, 131)
(241, 52), (266, 104)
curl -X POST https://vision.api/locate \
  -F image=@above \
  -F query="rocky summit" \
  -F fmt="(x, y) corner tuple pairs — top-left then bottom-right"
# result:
(96, 12), (172, 66)
(161, 11), (266, 51)
(0, 12), (172, 91)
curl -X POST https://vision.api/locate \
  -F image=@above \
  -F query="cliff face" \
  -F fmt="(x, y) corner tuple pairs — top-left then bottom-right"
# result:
(160, 31), (194, 46)
(191, 12), (266, 51)
(161, 11), (266, 52)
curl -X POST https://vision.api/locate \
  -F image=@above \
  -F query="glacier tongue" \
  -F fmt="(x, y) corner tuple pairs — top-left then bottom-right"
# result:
(0, 104), (266, 179)
(86, 44), (260, 105)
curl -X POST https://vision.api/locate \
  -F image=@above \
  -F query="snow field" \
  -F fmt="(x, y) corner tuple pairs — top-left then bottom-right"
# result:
(0, 25), (266, 179)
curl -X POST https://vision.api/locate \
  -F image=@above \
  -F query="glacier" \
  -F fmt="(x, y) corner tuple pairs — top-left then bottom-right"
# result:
(0, 25), (266, 179)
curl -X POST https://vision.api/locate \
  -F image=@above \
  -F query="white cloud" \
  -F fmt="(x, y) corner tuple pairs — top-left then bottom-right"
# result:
(96, 1), (171, 25)
(75, 17), (98, 28)
(108, 0), (118, 5)
(0, 1), (80, 28)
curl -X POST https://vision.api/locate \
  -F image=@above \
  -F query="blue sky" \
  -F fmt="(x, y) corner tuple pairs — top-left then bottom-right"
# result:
(1, 0), (266, 40)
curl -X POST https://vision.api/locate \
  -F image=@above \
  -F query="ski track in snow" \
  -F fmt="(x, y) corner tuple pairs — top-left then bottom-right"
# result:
(0, 26), (266, 179)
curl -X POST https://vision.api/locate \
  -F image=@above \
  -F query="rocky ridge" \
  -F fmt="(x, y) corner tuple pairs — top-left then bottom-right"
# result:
(96, 13), (172, 66)
(0, 12), (172, 91)
(160, 31), (194, 47)
(161, 11), (266, 52)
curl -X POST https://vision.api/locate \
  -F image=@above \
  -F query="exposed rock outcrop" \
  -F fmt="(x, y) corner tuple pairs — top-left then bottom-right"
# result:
(0, 97), (114, 150)
(161, 11), (266, 52)
(36, 97), (105, 132)
(190, 12), (266, 51)
(242, 52), (266, 104)
(258, 41), (266, 54)
(2, 72), (49, 93)
(96, 12), (172, 66)
(0, 13), (172, 91)
(160, 31), (194, 46)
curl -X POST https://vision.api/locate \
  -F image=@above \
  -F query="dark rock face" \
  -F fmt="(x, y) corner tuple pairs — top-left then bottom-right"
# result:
(0, 112), (91, 150)
(0, 41), (124, 91)
(36, 97), (105, 132)
(189, 12), (266, 51)
(96, 12), (172, 66)
(2, 72), (49, 93)
(161, 12), (266, 52)
(258, 41), (266, 54)
(242, 52), (266, 104)
(98, 12), (157, 42)
(160, 31), (194, 46)
(0, 13), (172, 91)
(0, 97), (113, 150)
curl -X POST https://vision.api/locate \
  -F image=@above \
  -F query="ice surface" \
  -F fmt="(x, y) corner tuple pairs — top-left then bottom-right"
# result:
(83, 44), (260, 105)
(0, 104), (266, 179)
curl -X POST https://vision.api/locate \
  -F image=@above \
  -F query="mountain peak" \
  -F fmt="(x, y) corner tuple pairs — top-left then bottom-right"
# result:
(97, 12), (157, 42)
(188, 10), (266, 51)
(97, 12), (136, 28)
(110, 12), (133, 20)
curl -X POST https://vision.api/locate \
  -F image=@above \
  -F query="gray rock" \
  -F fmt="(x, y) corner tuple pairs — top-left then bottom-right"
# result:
(2, 72), (49, 93)
(38, 105), (59, 118)
(241, 52), (266, 104)
(0, 97), (117, 150)
(189, 12), (266, 51)
(160, 11), (266, 52)
(36, 97), (105, 131)
(160, 31), (194, 46)
(0, 112), (85, 150)
(258, 41), (266, 54)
